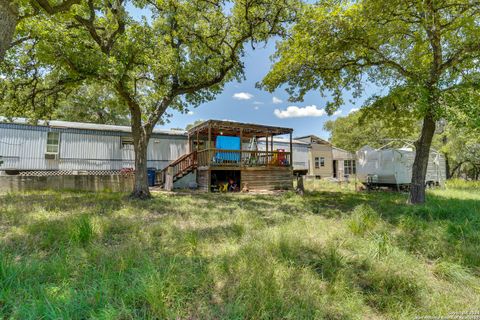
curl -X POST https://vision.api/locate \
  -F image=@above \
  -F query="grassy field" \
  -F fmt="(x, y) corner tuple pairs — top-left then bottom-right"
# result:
(1, 180), (479, 319)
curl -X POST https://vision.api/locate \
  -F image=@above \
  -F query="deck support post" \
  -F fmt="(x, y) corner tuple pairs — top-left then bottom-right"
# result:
(289, 132), (293, 167)
(196, 130), (199, 151)
(270, 133), (273, 151)
(208, 124), (211, 149)
(266, 134), (269, 166)
(165, 166), (173, 191)
(240, 128), (243, 164)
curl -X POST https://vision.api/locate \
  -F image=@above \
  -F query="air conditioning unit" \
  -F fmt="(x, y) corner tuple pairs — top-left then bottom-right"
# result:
(45, 153), (59, 160)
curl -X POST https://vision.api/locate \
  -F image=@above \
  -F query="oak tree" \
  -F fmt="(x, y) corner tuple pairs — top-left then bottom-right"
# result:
(323, 106), (420, 152)
(0, 0), (81, 62)
(3, 0), (296, 198)
(261, 0), (480, 203)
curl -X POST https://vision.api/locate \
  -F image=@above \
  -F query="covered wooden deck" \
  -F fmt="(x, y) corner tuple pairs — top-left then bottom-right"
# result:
(157, 120), (295, 191)
(188, 120), (293, 169)
(188, 120), (294, 191)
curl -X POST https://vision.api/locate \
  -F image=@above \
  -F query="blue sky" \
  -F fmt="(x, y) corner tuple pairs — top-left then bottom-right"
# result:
(129, 5), (375, 140)
(162, 41), (372, 140)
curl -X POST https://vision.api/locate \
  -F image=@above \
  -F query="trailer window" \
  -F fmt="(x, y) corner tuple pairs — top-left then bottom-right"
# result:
(46, 132), (60, 154)
(121, 136), (134, 148)
(344, 160), (356, 175)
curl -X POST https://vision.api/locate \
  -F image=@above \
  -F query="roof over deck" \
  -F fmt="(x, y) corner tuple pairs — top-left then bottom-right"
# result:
(187, 120), (293, 138)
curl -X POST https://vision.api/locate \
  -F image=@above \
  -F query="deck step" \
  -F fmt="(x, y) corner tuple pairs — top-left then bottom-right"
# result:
(157, 151), (198, 187)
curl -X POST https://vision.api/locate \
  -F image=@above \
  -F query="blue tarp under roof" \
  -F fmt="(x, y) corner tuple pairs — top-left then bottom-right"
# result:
(215, 136), (241, 162)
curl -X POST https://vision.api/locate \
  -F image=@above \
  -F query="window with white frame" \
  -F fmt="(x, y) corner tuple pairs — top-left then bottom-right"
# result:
(46, 132), (60, 154)
(344, 160), (356, 175)
(315, 156), (326, 169)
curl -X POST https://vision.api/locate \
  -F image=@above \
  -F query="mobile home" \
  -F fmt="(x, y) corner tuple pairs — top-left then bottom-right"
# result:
(0, 119), (188, 174)
(356, 145), (447, 189)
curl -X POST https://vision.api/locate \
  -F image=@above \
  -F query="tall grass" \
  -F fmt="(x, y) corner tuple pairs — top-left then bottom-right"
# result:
(445, 178), (480, 190)
(0, 182), (479, 319)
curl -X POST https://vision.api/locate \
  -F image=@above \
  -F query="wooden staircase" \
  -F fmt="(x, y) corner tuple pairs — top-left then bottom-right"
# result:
(156, 151), (197, 187)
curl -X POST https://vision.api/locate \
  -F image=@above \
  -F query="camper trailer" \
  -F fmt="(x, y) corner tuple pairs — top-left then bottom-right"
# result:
(356, 144), (447, 189)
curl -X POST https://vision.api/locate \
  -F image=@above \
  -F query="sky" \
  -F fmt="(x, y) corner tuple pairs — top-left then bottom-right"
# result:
(129, 5), (375, 140)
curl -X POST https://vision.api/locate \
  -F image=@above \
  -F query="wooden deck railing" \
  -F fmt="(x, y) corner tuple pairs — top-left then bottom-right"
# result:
(156, 151), (197, 185)
(197, 149), (292, 168)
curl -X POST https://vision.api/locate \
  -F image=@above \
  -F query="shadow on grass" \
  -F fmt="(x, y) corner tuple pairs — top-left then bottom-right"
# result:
(3, 188), (479, 268)
(0, 191), (125, 219)
(0, 245), (213, 319)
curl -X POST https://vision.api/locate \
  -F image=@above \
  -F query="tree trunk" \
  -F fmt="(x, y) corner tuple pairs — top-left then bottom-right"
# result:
(449, 161), (465, 179)
(0, 0), (18, 62)
(445, 154), (450, 179)
(409, 113), (436, 204)
(131, 120), (151, 199)
(442, 135), (450, 179)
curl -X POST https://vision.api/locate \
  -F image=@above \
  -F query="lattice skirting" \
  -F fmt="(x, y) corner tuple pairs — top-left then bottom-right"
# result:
(18, 170), (134, 176)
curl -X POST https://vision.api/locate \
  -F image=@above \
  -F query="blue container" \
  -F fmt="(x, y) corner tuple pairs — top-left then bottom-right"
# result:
(215, 136), (241, 162)
(147, 167), (157, 187)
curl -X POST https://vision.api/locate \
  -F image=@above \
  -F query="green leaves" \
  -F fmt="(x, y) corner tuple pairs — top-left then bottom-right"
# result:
(1, 0), (299, 125)
(261, 0), (480, 117)
(323, 107), (420, 152)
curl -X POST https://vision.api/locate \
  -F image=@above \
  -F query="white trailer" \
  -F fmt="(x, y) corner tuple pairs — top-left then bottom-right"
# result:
(356, 144), (447, 189)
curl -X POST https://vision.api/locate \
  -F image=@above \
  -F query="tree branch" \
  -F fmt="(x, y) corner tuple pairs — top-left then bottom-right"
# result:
(31, 0), (81, 14)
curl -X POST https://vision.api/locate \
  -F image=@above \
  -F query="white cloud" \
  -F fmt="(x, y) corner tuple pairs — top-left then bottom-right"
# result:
(333, 110), (342, 116)
(253, 101), (264, 105)
(254, 106), (259, 110)
(187, 111), (194, 115)
(272, 96), (283, 104)
(274, 105), (326, 119)
(233, 92), (254, 100)
(348, 108), (360, 114)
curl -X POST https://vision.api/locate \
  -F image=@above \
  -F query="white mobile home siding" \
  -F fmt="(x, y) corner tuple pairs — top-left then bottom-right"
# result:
(257, 139), (309, 171)
(0, 122), (188, 171)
